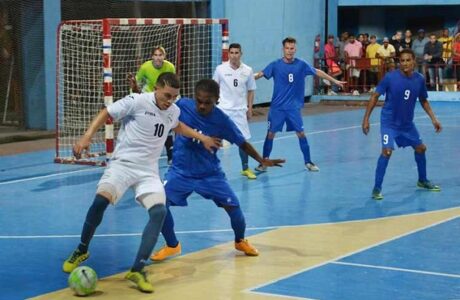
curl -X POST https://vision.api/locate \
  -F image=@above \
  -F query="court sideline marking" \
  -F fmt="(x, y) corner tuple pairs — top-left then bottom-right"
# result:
(244, 213), (460, 294)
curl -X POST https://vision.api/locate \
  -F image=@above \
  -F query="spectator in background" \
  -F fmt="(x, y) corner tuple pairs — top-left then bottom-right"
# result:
(324, 34), (342, 95)
(452, 33), (460, 89)
(424, 33), (444, 90)
(366, 35), (381, 92)
(344, 34), (363, 95)
(390, 30), (404, 58)
(362, 33), (370, 57)
(337, 32), (349, 73)
(412, 29), (429, 75)
(313, 34), (323, 63)
(377, 37), (396, 72)
(438, 28), (453, 63)
(402, 30), (413, 50)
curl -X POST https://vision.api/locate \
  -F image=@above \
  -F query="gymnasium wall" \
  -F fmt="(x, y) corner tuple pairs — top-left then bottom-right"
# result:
(212, 0), (326, 105)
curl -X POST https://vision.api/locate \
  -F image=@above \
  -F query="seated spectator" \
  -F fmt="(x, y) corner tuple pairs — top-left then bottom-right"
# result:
(324, 34), (342, 95)
(402, 30), (412, 50)
(412, 29), (429, 76)
(452, 33), (460, 89)
(390, 30), (403, 58)
(337, 32), (349, 73)
(377, 37), (396, 72)
(366, 35), (381, 91)
(424, 33), (444, 90)
(438, 28), (453, 63)
(344, 34), (363, 95)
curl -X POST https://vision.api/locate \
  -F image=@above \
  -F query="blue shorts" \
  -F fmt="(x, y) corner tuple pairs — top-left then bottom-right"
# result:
(380, 126), (423, 149)
(268, 108), (304, 133)
(164, 170), (240, 207)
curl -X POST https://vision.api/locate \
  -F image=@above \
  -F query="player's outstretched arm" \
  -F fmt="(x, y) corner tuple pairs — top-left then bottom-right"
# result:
(173, 121), (222, 152)
(73, 108), (110, 159)
(239, 141), (285, 167)
(420, 98), (442, 133)
(315, 69), (347, 89)
(362, 92), (380, 135)
(254, 71), (264, 80)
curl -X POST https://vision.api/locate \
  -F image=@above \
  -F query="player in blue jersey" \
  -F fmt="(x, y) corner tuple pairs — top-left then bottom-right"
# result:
(62, 73), (220, 293)
(255, 37), (346, 172)
(150, 79), (285, 260)
(362, 49), (442, 200)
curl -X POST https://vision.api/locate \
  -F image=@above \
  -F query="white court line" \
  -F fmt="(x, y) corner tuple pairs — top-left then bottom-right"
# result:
(0, 115), (432, 186)
(331, 261), (460, 279)
(0, 123), (373, 186)
(1, 206), (458, 239)
(248, 291), (318, 300)
(0, 166), (104, 186)
(244, 213), (460, 293)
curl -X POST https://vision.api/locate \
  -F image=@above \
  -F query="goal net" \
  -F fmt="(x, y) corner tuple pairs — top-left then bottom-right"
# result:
(55, 18), (229, 165)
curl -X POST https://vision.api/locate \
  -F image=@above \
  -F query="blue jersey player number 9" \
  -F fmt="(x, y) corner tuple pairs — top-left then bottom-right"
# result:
(404, 90), (410, 100)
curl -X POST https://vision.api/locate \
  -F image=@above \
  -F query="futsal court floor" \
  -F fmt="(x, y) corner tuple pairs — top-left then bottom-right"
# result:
(1, 102), (459, 300)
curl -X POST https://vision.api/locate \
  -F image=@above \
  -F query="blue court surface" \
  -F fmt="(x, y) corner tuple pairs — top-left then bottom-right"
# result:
(0, 102), (459, 299)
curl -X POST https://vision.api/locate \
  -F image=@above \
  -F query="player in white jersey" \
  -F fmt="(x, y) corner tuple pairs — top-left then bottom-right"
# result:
(62, 73), (220, 293)
(213, 43), (258, 179)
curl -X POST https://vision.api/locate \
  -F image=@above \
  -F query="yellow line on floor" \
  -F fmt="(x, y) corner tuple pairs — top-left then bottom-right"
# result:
(32, 208), (460, 300)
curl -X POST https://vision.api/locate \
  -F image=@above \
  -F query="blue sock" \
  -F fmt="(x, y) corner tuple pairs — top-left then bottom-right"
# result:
(239, 148), (249, 170)
(78, 194), (109, 253)
(298, 136), (311, 164)
(161, 204), (179, 248)
(131, 204), (166, 272)
(262, 136), (273, 159)
(374, 155), (390, 190)
(225, 206), (246, 242)
(414, 152), (427, 182)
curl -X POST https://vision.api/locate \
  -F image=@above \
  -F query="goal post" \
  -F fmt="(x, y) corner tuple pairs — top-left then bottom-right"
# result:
(55, 18), (229, 166)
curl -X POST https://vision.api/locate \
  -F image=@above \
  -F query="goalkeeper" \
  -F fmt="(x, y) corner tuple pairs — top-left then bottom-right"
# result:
(129, 46), (176, 164)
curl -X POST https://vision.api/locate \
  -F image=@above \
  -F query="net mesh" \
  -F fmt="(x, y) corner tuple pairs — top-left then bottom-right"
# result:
(56, 19), (225, 164)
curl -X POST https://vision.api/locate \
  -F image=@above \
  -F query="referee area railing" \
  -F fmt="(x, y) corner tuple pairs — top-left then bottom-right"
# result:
(314, 57), (460, 95)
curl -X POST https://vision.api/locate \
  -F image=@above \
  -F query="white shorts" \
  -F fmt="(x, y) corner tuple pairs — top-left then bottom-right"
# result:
(221, 109), (251, 140)
(97, 160), (165, 207)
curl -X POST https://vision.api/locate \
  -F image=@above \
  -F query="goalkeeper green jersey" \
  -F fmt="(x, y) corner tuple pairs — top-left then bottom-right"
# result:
(136, 60), (176, 92)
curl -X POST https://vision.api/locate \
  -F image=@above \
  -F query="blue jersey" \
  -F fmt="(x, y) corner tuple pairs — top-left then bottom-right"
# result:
(376, 70), (428, 129)
(171, 98), (246, 177)
(263, 58), (316, 110)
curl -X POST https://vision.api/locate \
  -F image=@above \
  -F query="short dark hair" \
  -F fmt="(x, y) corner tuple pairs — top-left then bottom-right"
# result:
(282, 37), (296, 46)
(195, 79), (220, 98)
(156, 72), (180, 89)
(229, 43), (242, 51)
(400, 48), (415, 59)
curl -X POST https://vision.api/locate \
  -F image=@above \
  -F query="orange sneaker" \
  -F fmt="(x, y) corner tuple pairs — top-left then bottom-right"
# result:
(150, 243), (181, 261)
(235, 239), (259, 256)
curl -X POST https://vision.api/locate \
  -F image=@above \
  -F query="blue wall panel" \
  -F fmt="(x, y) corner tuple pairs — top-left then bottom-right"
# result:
(221, 0), (325, 104)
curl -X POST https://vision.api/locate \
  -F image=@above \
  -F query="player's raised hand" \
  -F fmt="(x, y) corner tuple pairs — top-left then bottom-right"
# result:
(127, 73), (140, 93)
(73, 136), (91, 159)
(202, 136), (222, 153)
(261, 158), (285, 168)
(433, 119), (442, 133)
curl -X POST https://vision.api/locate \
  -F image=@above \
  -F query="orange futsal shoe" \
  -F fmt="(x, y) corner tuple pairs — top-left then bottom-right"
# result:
(150, 243), (182, 261)
(235, 239), (259, 256)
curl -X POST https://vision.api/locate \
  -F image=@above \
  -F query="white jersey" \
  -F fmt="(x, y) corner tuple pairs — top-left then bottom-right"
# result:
(213, 61), (256, 111)
(107, 92), (180, 169)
